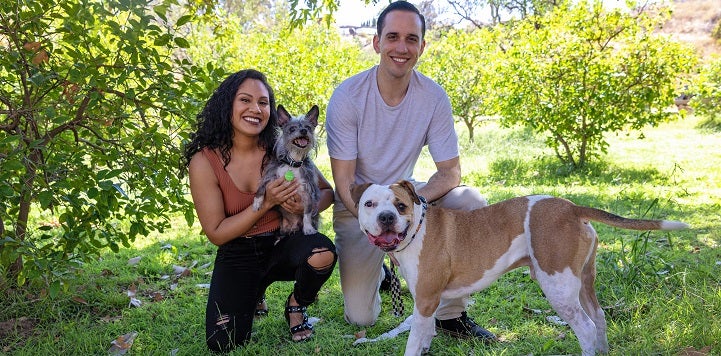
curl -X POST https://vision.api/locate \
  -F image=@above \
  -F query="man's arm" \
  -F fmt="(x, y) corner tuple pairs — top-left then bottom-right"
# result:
(417, 156), (461, 202)
(330, 157), (359, 217)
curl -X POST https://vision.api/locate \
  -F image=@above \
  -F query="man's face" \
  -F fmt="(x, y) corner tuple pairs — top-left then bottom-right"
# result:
(373, 10), (426, 79)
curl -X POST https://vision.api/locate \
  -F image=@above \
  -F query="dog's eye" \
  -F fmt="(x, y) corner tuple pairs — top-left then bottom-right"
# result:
(396, 203), (407, 212)
(364, 201), (373, 207)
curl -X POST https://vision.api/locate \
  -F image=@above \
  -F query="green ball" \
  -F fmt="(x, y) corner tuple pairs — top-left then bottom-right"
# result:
(284, 170), (294, 181)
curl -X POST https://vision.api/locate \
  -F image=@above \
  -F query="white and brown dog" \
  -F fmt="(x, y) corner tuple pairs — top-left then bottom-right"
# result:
(350, 180), (688, 356)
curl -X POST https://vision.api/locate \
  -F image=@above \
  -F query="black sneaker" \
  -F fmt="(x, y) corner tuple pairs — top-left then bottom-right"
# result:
(379, 263), (395, 292)
(435, 312), (496, 342)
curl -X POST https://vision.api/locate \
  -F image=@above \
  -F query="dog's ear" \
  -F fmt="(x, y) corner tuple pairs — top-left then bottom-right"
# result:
(277, 105), (291, 126)
(306, 105), (319, 127)
(396, 180), (421, 205)
(350, 183), (372, 207)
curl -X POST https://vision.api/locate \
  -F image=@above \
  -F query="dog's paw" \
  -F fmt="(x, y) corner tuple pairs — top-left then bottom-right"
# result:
(252, 197), (263, 211)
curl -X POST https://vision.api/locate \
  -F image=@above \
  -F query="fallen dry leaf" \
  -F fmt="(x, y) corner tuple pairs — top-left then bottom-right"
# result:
(108, 331), (138, 355)
(127, 284), (136, 297)
(127, 256), (141, 266)
(546, 315), (568, 326)
(354, 330), (366, 339)
(151, 292), (164, 302)
(71, 296), (88, 305)
(172, 265), (188, 275)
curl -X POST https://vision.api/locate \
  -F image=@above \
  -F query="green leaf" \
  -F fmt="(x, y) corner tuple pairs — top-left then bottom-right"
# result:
(176, 15), (192, 27)
(173, 37), (190, 48)
(49, 280), (61, 298)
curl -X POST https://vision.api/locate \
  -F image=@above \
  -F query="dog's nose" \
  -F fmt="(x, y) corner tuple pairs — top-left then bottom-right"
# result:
(300, 129), (307, 135)
(378, 211), (396, 226)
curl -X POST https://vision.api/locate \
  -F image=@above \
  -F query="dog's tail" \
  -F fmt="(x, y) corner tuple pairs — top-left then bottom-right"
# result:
(575, 206), (689, 231)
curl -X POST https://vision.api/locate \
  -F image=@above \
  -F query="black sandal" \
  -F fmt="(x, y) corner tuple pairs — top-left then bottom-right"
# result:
(284, 293), (313, 342)
(254, 296), (268, 318)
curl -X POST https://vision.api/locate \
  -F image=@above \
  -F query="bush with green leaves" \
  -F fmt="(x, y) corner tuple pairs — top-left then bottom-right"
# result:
(0, 0), (207, 293)
(185, 11), (374, 121)
(691, 58), (721, 129)
(489, 0), (696, 168)
(420, 28), (502, 141)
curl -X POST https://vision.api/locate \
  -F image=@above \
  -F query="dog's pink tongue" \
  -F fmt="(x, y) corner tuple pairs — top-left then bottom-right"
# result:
(369, 232), (400, 248)
(294, 138), (309, 146)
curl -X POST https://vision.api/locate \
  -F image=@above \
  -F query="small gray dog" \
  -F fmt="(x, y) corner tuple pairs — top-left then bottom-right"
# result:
(253, 105), (320, 235)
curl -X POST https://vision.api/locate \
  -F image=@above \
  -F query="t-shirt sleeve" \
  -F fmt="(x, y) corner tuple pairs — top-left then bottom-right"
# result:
(326, 87), (358, 161)
(427, 90), (459, 163)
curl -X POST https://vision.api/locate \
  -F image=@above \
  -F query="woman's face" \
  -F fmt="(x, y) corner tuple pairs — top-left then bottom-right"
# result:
(231, 78), (271, 138)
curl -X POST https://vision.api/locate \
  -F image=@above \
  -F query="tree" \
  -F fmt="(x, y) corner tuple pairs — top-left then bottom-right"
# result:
(691, 59), (721, 129)
(0, 0), (206, 292)
(490, 0), (695, 168)
(183, 10), (374, 129)
(445, 0), (560, 28)
(420, 28), (501, 141)
(0, 0), (373, 293)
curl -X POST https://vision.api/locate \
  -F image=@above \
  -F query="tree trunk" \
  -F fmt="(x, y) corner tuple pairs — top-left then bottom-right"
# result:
(9, 148), (41, 276)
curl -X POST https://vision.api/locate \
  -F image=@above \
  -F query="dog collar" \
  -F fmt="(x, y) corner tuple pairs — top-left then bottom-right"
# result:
(394, 196), (427, 253)
(280, 157), (305, 168)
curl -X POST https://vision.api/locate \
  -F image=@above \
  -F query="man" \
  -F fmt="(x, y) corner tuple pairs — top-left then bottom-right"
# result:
(326, 0), (496, 341)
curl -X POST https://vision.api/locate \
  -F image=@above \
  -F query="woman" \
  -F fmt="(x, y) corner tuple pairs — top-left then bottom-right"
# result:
(183, 69), (337, 352)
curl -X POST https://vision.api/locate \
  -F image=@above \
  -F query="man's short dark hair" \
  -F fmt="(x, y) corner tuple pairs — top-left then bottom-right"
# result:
(376, 1), (426, 39)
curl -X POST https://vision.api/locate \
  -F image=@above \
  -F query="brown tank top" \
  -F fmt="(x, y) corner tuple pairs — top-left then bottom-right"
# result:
(202, 148), (280, 236)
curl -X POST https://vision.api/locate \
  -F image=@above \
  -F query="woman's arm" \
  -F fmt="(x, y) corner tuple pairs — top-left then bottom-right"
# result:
(189, 152), (299, 246)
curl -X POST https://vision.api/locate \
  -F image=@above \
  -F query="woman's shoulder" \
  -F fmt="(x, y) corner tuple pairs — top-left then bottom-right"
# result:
(189, 148), (216, 173)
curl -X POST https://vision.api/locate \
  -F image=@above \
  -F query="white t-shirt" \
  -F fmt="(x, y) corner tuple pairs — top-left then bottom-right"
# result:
(326, 66), (459, 205)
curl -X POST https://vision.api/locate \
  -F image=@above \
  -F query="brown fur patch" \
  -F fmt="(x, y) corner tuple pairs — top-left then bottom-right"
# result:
(414, 198), (532, 306)
(529, 198), (594, 277)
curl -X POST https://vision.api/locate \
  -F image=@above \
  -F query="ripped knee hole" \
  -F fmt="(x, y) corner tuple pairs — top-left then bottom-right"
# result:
(307, 248), (336, 271)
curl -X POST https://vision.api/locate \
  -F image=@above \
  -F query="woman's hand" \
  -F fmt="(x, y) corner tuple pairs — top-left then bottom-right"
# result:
(262, 177), (299, 210)
(281, 192), (304, 214)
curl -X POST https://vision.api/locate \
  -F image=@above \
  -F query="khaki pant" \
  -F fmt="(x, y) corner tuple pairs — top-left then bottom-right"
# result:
(333, 183), (487, 326)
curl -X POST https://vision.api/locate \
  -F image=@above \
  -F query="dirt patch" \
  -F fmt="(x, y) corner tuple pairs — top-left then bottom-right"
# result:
(657, 0), (721, 60)
(0, 317), (38, 353)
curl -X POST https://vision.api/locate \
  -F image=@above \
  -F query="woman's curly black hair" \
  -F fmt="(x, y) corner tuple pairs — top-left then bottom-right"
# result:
(182, 69), (278, 171)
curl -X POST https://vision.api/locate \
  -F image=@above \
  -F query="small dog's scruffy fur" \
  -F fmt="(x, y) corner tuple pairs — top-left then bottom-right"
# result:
(253, 105), (320, 235)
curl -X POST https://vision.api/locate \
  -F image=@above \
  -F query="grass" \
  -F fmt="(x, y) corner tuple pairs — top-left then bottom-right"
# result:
(1, 115), (720, 355)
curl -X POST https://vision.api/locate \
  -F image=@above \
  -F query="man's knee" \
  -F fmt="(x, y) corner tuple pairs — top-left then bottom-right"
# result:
(344, 307), (380, 326)
(438, 186), (487, 210)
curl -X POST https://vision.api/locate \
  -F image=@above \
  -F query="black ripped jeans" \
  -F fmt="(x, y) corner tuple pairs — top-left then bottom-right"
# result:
(205, 231), (336, 353)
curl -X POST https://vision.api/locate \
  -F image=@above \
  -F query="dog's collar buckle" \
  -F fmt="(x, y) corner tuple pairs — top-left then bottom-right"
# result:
(280, 157), (304, 168)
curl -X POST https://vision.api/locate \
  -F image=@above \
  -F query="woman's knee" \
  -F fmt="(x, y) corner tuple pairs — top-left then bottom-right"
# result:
(307, 248), (337, 272)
